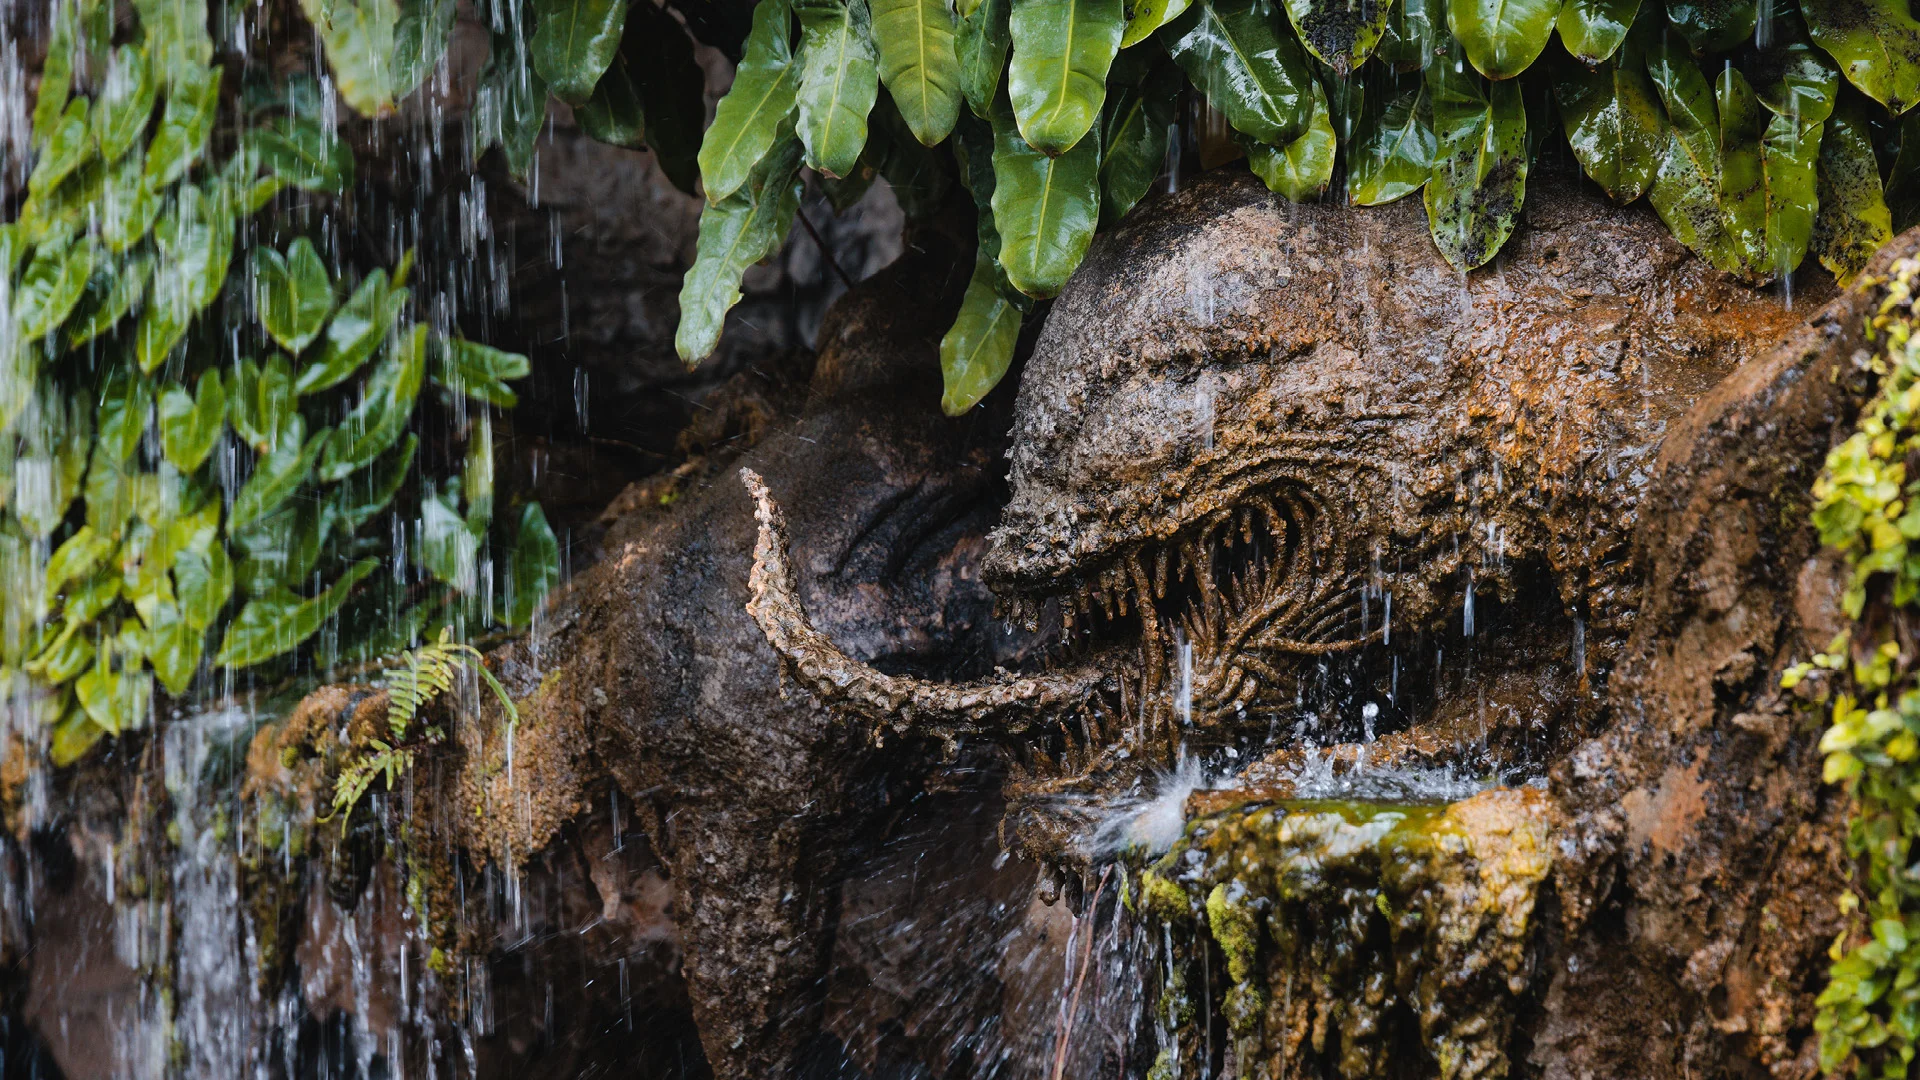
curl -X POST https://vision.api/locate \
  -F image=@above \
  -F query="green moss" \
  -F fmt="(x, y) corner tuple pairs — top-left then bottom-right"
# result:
(1140, 869), (1191, 923)
(1206, 881), (1259, 984)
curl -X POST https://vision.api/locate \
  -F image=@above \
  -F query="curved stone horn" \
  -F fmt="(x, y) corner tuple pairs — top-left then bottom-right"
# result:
(740, 468), (1108, 739)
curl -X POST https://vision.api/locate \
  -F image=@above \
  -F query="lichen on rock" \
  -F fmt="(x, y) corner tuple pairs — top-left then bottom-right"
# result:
(1139, 787), (1557, 1080)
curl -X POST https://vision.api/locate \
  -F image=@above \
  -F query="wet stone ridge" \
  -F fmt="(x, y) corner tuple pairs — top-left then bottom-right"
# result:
(1139, 789), (1556, 1080)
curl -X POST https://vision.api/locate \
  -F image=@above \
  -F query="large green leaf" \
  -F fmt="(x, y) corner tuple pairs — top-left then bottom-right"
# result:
(229, 355), (299, 453)
(1554, 0), (1637, 63)
(1802, 0), (1920, 114)
(318, 323), (430, 480)
(420, 486), (481, 591)
(214, 558), (376, 668)
(1283, 0), (1392, 74)
(255, 239), (336, 354)
(137, 183), (234, 372)
(1424, 50), (1527, 270)
(1553, 52), (1662, 202)
(867, 90), (956, 215)
(1667, 0), (1756, 53)
(158, 369), (228, 474)
(66, 252), (152, 348)
(1159, 0), (1314, 147)
(144, 64), (220, 189)
(796, 0), (882, 177)
(1447, 0), (1564, 79)
(1099, 50), (1181, 222)
(577, 38), (647, 147)
(474, 16), (550, 179)
(872, 0), (964, 143)
(142, 599), (201, 696)
(297, 268), (408, 394)
(30, 99), (93, 197)
(531, 0), (630, 104)
(436, 338), (532, 407)
(1379, 0), (1443, 70)
(75, 644), (151, 735)
(1814, 99), (1893, 283)
(13, 236), (95, 344)
(1348, 77), (1435, 204)
(700, 0), (802, 201)
(1122, 0), (1193, 47)
(32, 4), (75, 148)
(990, 92), (1101, 296)
(97, 368), (153, 466)
(505, 503), (563, 627)
(1243, 77), (1337, 199)
(676, 134), (806, 364)
(328, 433), (417, 534)
(101, 153), (161, 253)
(132, 0), (214, 82)
(940, 255), (1024, 415)
(250, 115), (356, 194)
(1009, 0), (1126, 154)
(1755, 78), (1825, 277)
(174, 544), (233, 630)
(93, 45), (157, 164)
(960, 0), (1014, 117)
(298, 0), (455, 115)
(230, 419), (324, 531)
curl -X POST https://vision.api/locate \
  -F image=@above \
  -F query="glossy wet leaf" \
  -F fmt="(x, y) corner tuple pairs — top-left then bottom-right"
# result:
(465, 412), (496, 527)
(231, 420), (324, 531)
(137, 186), (231, 372)
(1553, 53), (1662, 202)
(505, 503), (563, 627)
(1348, 78), (1435, 204)
(30, 99), (93, 196)
(1553, 0), (1636, 63)
(1379, 0), (1442, 70)
(298, 269), (408, 394)
(30, 629), (96, 686)
(299, 0), (454, 115)
(991, 92), (1101, 296)
(97, 369), (153, 466)
(1100, 51), (1181, 222)
(1009, 0), (1126, 153)
(1755, 85), (1824, 277)
(1814, 100), (1893, 283)
(474, 18), (550, 180)
(1159, 0), (1314, 147)
(232, 502), (326, 596)
(872, 0), (964, 143)
(1667, 0), (1757, 53)
(1425, 51), (1528, 270)
(1283, 0), (1391, 74)
(795, 0), (881, 177)
(142, 599), (201, 696)
(173, 544), (232, 631)
(1446, 0), (1564, 79)
(251, 115), (356, 194)
(49, 712), (106, 768)
(318, 324), (430, 480)
(214, 558), (377, 668)
(158, 370), (228, 474)
(229, 355), (299, 453)
(13, 236), (96, 345)
(1243, 77), (1338, 199)
(132, 0), (214, 83)
(75, 650), (150, 735)
(941, 255), (1024, 415)
(676, 134), (806, 364)
(330, 434), (417, 534)
(436, 338), (532, 407)
(255, 239), (336, 355)
(1802, 0), (1920, 114)
(32, 6), (75, 148)
(531, 0), (630, 104)
(93, 45), (156, 164)
(66, 254), (152, 349)
(700, 0), (801, 201)
(960, 0), (1014, 117)
(101, 154), (161, 253)
(577, 44), (645, 147)
(421, 487), (482, 592)
(145, 64), (221, 189)
(1122, 0), (1193, 47)
(46, 528), (116, 596)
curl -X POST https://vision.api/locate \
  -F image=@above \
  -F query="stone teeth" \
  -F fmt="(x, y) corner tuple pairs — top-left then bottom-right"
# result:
(1153, 547), (1169, 599)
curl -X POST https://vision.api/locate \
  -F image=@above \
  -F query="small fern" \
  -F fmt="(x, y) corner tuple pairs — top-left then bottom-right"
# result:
(325, 630), (519, 825)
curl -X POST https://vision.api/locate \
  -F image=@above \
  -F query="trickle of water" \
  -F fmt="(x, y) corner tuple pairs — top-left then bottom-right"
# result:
(1174, 631), (1194, 727)
(1464, 576), (1477, 637)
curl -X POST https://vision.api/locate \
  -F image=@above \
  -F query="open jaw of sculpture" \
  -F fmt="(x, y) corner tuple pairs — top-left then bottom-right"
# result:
(739, 169), (1838, 1076)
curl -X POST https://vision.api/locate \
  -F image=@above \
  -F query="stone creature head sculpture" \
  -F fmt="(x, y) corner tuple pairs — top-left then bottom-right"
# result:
(743, 168), (1821, 868)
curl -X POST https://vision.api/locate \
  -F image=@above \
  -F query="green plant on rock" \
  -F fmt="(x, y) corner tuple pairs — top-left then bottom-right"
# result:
(2, 0), (561, 767)
(1786, 256), (1920, 1076)
(324, 627), (518, 825)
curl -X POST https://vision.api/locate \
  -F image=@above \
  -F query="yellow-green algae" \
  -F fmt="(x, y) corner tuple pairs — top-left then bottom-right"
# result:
(1137, 787), (1555, 1080)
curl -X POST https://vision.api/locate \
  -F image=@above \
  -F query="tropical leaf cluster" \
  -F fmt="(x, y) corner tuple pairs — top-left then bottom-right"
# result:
(292, 0), (1920, 410)
(1785, 257), (1920, 1078)
(2, 0), (560, 767)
